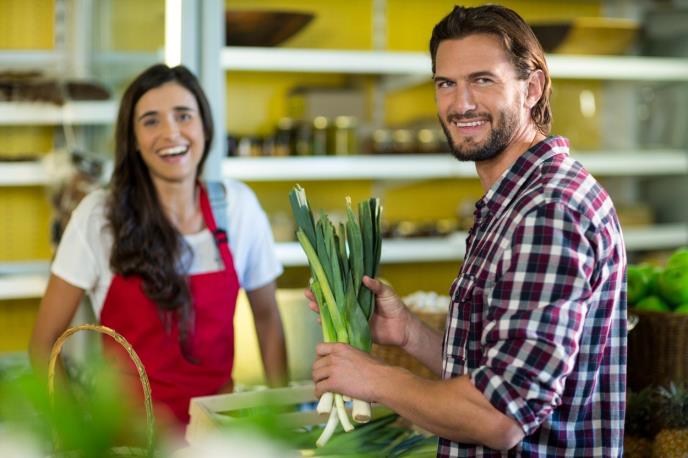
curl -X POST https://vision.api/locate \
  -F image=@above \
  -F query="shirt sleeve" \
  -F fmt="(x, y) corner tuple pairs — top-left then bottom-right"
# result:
(50, 191), (104, 291)
(470, 202), (597, 435)
(224, 179), (283, 291)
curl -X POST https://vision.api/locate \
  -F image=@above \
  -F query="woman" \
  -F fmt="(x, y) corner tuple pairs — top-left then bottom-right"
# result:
(29, 64), (288, 430)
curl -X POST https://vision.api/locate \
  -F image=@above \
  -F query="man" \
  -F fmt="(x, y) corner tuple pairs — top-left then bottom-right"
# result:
(311, 4), (626, 456)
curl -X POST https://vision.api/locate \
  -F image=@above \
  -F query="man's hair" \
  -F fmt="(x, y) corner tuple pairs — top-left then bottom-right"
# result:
(430, 4), (552, 134)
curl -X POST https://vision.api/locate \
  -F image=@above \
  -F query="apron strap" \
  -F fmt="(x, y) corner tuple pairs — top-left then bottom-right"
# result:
(198, 183), (229, 249)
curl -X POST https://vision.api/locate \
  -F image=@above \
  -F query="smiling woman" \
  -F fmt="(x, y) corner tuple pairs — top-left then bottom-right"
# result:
(29, 64), (288, 439)
(133, 81), (206, 189)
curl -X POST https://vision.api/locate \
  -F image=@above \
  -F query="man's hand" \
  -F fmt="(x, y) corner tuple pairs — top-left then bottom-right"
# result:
(305, 275), (412, 348)
(312, 342), (389, 402)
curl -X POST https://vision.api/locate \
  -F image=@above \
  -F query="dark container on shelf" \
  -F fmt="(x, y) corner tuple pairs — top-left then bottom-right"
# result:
(311, 116), (329, 155)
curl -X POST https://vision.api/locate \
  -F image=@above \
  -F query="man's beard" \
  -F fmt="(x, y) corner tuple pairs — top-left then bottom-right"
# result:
(439, 110), (517, 162)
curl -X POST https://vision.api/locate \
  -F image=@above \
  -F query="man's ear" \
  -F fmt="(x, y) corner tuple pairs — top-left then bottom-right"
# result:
(525, 69), (545, 109)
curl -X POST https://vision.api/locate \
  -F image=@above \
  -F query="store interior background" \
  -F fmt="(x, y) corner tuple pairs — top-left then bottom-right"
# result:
(1, 0), (687, 385)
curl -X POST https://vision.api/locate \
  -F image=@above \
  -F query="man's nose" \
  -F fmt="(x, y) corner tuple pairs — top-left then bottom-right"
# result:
(451, 84), (477, 114)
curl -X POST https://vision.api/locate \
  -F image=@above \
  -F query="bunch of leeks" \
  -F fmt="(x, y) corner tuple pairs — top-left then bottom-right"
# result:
(289, 184), (382, 447)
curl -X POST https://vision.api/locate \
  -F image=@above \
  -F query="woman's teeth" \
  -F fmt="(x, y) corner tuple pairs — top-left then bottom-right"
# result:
(158, 145), (188, 157)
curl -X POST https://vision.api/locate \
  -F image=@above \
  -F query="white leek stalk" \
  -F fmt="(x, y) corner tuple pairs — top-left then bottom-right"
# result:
(335, 393), (354, 432)
(316, 408), (339, 447)
(316, 392), (333, 415)
(352, 399), (371, 423)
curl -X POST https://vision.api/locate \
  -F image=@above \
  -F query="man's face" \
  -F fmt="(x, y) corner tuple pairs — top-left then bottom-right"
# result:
(434, 33), (529, 162)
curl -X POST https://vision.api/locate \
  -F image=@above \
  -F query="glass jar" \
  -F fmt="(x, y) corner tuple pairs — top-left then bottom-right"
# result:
(273, 117), (295, 156)
(332, 116), (358, 155)
(392, 129), (414, 154)
(371, 128), (394, 155)
(311, 116), (329, 155)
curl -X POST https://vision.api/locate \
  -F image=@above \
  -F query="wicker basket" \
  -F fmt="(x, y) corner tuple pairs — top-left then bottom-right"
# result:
(371, 310), (447, 379)
(627, 311), (688, 391)
(48, 324), (155, 456)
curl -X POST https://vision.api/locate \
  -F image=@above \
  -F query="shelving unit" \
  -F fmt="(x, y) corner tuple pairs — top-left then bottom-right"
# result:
(0, 1), (118, 338)
(0, 161), (49, 186)
(0, 49), (63, 69)
(0, 101), (117, 126)
(4, 221), (686, 300)
(223, 150), (688, 181)
(222, 40), (688, 269)
(222, 47), (688, 81)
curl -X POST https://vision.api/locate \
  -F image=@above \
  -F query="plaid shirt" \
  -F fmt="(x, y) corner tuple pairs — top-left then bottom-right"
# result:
(439, 136), (627, 457)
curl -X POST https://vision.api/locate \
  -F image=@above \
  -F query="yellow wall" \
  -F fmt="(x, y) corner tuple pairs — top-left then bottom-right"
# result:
(386, 0), (601, 51)
(0, 299), (40, 352)
(109, 0), (165, 51)
(226, 0), (373, 50)
(0, 0), (54, 49)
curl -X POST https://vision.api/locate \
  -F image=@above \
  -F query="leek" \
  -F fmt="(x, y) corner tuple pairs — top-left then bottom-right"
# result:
(289, 185), (382, 446)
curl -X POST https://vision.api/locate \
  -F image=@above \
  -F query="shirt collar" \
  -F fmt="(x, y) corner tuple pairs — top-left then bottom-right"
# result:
(477, 136), (570, 217)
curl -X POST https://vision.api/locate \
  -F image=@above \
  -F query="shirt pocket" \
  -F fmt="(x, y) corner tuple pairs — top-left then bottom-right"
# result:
(443, 274), (477, 368)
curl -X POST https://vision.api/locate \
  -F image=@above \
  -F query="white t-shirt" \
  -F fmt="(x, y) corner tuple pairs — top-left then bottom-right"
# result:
(51, 179), (283, 318)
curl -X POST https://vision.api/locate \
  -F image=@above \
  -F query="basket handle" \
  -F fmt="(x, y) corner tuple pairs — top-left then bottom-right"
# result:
(47, 324), (155, 453)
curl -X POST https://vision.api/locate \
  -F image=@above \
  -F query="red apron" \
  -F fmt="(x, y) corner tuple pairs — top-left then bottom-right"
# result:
(100, 184), (240, 425)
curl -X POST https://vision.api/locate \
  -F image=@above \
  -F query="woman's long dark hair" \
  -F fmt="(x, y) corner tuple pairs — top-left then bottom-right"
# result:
(107, 64), (214, 361)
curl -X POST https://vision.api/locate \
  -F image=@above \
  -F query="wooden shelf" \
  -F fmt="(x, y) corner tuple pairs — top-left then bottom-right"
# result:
(276, 224), (687, 267)
(0, 100), (117, 125)
(0, 274), (47, 300)
(0, 49), (63, 69)
(0, 161), (49, 186)
(222, 150), (688, 181)
(2, 224), (684, 298)
(222, 47), (688, 82)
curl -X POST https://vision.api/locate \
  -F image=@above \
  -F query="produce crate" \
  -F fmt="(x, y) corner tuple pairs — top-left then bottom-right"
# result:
(371, 310), (447, 379)
(627, 310), (688, 390)
(186, 383), (437, 456)
(187, 383), (316, 446)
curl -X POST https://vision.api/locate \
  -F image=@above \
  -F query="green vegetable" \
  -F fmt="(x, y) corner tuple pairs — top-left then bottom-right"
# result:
(288, 185), (383, 446)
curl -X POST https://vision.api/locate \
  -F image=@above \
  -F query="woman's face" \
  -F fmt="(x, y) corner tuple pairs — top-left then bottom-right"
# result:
(133, 81), (205, 185)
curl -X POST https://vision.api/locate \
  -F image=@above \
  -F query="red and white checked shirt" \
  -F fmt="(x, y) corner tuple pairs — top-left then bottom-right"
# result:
(439, 136), (627, 457)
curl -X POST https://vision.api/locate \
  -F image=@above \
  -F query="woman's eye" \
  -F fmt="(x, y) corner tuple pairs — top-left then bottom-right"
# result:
(178, 112), (192, 121)
(142, 118), (158, 127)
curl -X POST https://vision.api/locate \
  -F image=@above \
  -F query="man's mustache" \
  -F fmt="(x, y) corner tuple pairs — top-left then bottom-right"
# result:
(446, 112), (492, 123)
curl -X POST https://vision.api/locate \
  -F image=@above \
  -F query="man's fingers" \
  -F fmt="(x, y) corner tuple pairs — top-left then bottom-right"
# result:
(362, 275), (394, 297)
(304, 287), (315, 301)
(316, 342), (339, 356)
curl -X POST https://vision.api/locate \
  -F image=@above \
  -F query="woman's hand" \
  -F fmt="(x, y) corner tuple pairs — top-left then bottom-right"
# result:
(305, 275), (412, 348)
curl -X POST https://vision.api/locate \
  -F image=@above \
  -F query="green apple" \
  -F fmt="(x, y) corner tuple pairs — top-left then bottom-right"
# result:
(658, 265), (688, 307)
(667, 249), (688, 269)
(634, 295), (670, 312)
(642, 264), (663, 296)
(627, 264), (651, 305)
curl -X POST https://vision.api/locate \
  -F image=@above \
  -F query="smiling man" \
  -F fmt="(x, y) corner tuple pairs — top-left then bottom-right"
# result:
(311, 4), (627, 456)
